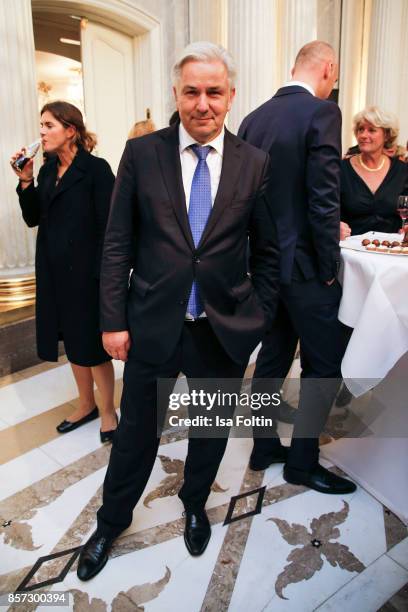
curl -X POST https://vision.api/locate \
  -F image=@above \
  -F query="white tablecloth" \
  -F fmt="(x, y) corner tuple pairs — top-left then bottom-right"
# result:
(323, 233), (408, 524)
(322, 352), (408, 524)
(339, 233), (408, 396)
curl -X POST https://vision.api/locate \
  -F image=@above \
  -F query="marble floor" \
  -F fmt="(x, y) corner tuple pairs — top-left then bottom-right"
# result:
(0, 358), (407, 612)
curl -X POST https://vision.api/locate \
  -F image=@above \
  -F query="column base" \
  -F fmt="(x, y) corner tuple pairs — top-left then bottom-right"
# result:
(0, 273), (35, 310)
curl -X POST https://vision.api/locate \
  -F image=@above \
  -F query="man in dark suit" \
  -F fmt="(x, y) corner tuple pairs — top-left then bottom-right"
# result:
(238, 41), (356, 494)
(77, 41), (279, 580)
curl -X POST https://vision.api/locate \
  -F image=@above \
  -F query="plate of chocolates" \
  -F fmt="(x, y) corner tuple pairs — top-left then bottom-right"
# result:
(340, 232), (408, 256)
(360, 238), (408, 255)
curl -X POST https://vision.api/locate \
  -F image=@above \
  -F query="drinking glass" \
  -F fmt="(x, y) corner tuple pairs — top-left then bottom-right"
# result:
(12, 139), (41, 171)
(397, 195), (408, 230)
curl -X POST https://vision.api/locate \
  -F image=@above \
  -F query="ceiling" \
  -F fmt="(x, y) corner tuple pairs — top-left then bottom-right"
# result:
(35, 50), (81, 82)
(33, 11), (81, 61)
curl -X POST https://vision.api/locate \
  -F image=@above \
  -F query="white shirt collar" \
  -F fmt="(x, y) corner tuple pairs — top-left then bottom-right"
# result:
(283, 80), (315, 97)
(179, 122), (224, 156)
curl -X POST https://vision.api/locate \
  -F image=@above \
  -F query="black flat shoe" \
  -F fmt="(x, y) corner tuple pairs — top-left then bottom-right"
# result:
(283, 464), (357, 494)
(56, 406), (99, 434)
(249, 445), (288, 471)
(100, 413), (119, 444)
(184, 509), (211, 556)
(77, 531), (114, 581)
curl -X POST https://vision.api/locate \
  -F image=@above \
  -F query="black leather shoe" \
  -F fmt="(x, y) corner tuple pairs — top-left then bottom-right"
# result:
(249, 445), (288, 471)
(184, 510), (211, 556)
(100, 413), (119, 444)
(77, 531), (114, 581)
(56, 406), (99, 434)
(283, 464), (357, 494)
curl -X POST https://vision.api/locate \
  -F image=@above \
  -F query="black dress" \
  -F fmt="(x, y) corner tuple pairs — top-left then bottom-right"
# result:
(17, 147), (115, 366)
(340, 157), (408, 235)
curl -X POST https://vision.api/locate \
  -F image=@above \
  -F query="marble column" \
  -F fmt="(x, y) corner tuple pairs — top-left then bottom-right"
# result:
(279, 0), (318, 84)
(316, 0), (341, 47)
(366, 0), (408, 144)
(227, 0), (279, 134)
(0, 0), (38, 281)
(338, 0), (372, 152)
(189, 0), (227, 45)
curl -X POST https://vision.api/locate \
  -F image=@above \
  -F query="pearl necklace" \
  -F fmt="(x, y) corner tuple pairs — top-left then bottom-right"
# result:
(358, 154), (386, 172)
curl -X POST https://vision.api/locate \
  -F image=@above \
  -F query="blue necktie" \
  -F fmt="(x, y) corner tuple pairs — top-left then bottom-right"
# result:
(187, 144), (212, 318)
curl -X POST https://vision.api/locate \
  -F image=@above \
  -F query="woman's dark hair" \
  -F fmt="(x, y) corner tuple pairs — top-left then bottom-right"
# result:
(40, 101), (97, 152)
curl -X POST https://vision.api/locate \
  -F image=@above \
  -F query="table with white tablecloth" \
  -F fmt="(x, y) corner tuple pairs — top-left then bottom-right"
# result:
(322, 233), (408, 524)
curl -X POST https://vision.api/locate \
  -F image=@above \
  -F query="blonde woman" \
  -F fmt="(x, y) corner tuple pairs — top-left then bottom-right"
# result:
(127, 119), (155, 139)
(341, 106), (408, 235)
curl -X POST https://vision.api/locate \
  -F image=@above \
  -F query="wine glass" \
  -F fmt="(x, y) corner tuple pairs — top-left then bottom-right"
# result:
(11, 139), (41, 171)
(397, 195), (408, 231)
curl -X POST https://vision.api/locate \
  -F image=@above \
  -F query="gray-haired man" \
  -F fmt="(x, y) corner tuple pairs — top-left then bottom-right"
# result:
(77, 41), (279, 580)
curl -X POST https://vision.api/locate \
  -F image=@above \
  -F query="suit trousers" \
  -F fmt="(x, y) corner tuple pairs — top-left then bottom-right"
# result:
(97, 319), (247, 537)
(252, 277), (348, 471)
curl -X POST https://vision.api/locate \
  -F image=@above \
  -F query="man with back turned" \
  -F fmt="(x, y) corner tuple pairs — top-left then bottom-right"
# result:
(76, 41), (279, 580)
(239, 41), (356, 494)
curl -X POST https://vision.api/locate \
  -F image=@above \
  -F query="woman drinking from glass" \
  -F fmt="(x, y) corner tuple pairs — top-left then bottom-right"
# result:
(10, 101), (118, 443)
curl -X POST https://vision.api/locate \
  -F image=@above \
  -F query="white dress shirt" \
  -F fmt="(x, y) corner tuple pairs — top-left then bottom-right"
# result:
(179, 122), (224, 210)
(283, 80), (315, 96)
(179, 122), (225, 319)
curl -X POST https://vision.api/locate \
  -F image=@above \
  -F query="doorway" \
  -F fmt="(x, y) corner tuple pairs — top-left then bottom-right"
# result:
(31, 0), (164, 173)
(33, 11), (84, 114)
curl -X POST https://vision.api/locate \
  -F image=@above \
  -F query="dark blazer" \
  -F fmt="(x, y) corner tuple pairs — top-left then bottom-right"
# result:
(238, 85), (342, 284)
(18, 147), (115, 365)
(100, 124), (280, 365)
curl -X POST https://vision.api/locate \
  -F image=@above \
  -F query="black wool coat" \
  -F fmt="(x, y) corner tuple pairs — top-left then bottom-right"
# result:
(17, 147), (115, 365)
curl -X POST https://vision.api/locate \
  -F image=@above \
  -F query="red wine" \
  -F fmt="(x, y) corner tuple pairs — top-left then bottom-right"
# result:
(12, 140), (41, 171)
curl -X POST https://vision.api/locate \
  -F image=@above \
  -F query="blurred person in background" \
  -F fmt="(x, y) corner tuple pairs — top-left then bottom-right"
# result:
(128, 118), (156, 139)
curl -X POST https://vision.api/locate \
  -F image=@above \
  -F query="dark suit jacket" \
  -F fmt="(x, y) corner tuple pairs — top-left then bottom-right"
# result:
(18, 147), (114, 363)
(100, 124), (280, 365)
(238, 85), (341, 284)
